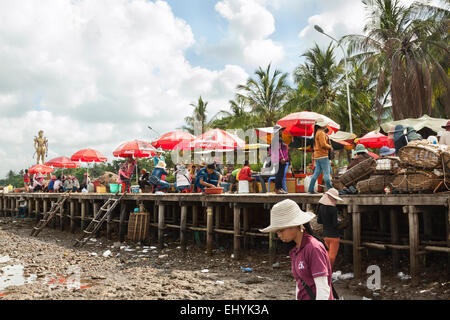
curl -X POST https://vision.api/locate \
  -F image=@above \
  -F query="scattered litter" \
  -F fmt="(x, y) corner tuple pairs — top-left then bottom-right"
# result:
(215, 280), (224, 285)
(201, 269), (209, 273)
(90, 252), (98, 256)
(419, 289), (431, 294)
(373, 292), (380, 296)
(176, 246), (181, 249)
(231, 254), (235, 259)
(124, 248), (135, 252)
(240, 267), (253, 272)
(142, 250), (149, 253)
(397, 272), (411, 280)
(149, 246), (157, 250)
(0, 255), (11, 263)
(261, 261), (267, 264)
(332, 271), (354, 281)
(89, 239), (97, 242)
(102, 250), (112, 258)
(272, 262), (280, 268)
(158, 255), (168, 259)
(362, 297), (372, 300)
(120, 246), (126, 250)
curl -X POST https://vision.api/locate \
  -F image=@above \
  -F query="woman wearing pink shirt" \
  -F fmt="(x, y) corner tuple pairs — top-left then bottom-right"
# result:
(260, 199), (337, 300)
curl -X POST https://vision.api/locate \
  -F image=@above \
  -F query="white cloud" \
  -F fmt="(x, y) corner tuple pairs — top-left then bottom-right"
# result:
(0, 0), (248, 178)
(213, 0), (284, 68)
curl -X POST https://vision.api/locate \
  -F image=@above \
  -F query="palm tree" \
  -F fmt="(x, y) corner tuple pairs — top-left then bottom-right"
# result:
(290, 43), (342, 117)
(182, 96), (209, 134)
(210, 97), (256, 130)
(342, 0), (449, 120)
(236, 64), (291, 127)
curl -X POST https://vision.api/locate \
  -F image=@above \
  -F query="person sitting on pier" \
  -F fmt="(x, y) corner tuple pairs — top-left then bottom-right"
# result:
(195, 163), (223, 192)
(174, 163), (191, 192)
(53, 176), (63, 193)
(64, 175), (74, 192)
(72, 176), (80, 192)
(14, 196), (27, 218)
(149, 161), (170, 192)
(31, 174), (45, 192)
(47, 176), (56, 193)
(260, 199), (336, 300)
(139, 168), (151, 191)
(347, 144), (373, 170)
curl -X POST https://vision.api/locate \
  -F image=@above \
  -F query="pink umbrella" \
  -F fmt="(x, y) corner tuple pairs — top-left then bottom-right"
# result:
(45, 156), (81, 168)
(113, 140), (156, 157)
(152, 131), (195, 150)
(178, 128), (245, 150)
(71, 148), (108, 180)
(277, 111), (340, 136)
(28, 164), (54, 175)
(357, 131), (389, 149)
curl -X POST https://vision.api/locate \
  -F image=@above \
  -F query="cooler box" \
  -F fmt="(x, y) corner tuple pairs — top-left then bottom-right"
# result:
(96, 185), (107, 193)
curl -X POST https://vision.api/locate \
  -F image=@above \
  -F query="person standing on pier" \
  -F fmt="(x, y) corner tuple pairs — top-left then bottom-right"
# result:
(316, 188), (345, 269)
(118, 155), (136, 192)
(308, 119), (333, 194)
(23, 169), (30, 192)
(260, 199), (336, 300)
(269, 125), (289, 194)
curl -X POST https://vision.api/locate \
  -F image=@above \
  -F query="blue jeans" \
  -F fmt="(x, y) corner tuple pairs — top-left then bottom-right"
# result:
(308, 157), (333, 193)
(154, 179), (170, 191)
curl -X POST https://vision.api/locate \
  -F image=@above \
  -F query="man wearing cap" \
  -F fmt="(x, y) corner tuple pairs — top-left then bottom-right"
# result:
(308, 119), (333, 194)
(194, 163), (223, 192)
(439, 121), (450, 146)
(347, 144), (373, 170)
(317, 189), (346, 268)
(260, 199), (334, 300)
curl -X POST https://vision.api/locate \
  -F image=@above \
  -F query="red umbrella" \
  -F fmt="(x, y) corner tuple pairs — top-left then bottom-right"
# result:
(277, 111), (340, 136)
(178, 128), (245, 150)
(29, 164), (54, 174)
(152, 131), (195, 150)
(113, 140), (156, 157)
(358, 131), (389, 149)
(113, 140), (156, 184)
(45, 156), (81, 168)
(71, 148), (108, 163)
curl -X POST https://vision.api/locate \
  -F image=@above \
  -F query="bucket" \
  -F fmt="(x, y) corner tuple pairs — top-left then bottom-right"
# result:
(130, 185), (140, 193)
(109, 183), (123, 193)
(238, 180), (249, 193)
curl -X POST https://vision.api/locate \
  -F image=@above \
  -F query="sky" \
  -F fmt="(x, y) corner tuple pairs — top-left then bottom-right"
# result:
(0, 0), (431, 178)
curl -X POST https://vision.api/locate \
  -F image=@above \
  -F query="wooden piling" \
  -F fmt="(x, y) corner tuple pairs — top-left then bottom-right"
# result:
(207, 206), (214, 256)
(180, 205), (187, 251)
(158, 204), (165, 249)
(34, 199), (39, 219)
(233, 205), (241, 260)
(389, 207), (400, 271)
(43, 200), (48, 222)
(27, 199), (33, 218)
(80, 200), (86, 231)
(70, 200), (75, 233)
(59, 201), (64, 231)
(447, 204), (450, 277)
(352, 205), (362, 279)
(107, 200), (113, 240)
(0, 197), (3, 216)
(406, 205), (420, 286)
(215, 206), (221, 245)
(119, 200), (126, 242)
(243, 207), (249, 250)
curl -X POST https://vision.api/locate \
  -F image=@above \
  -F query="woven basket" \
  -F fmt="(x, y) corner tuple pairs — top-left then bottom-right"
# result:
(390, 171), (440, 193)
(398, 145), (441, 169)
(441, 150), (450, 172)
(127, 212), (150, 242)
(339, 157), (377, 187)
(374, 157), (401, 175)
(357, 175), (394, 194)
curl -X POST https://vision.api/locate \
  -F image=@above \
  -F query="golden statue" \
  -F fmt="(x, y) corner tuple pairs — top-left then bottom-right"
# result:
(34, 130), (48, 164)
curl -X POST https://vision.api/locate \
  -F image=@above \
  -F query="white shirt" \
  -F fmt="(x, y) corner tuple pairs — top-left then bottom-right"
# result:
(439, 131), (450, 146)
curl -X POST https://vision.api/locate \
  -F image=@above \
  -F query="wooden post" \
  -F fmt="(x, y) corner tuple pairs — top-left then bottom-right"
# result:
(180, 205), (187, 251)
(158, 204), (165, 249)
(27, 199), (33, 218)
(343, 206), (351, 260)
(206, 206), (214, 256)
(34, 199), (39, 219)
(52, 200), (57, 228)
(446, 204), (450, 278)
(352, 205), (362, 280)
(80, 200), (86, 231)
(215, 206), (221, 246)
(0, 196), (3, 217)
(423, 210), (433, 241)
(389, 208), (400, 271)
(70, 200), (75, 233)
(107, 200), (113, 240)
(406, 205), (420, 286)
(243, 207), (249, 250)
(233, 205), (241, 260)
(379, 209), (387, 233)
(119, 200), (126, 242)
(59, 200), (64, 231)
(43, 199), (48, 221)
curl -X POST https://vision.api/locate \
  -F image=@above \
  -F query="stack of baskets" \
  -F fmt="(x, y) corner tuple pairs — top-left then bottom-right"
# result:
(355, 140), (449, 194)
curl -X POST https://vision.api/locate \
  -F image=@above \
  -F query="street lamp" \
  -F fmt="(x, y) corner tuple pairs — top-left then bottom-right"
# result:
(314, 25), (353, 133)
(147, 125), (161, 139)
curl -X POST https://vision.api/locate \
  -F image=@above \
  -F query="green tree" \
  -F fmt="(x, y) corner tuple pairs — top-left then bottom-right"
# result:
(342, 0), (450, 120)
(237, 63), (291, 127)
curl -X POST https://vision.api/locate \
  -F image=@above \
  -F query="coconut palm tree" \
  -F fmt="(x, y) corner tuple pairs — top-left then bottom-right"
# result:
(210, 97), (255, 130)
(182, 96), (210, 134)
(236, 64), (291, 127)
(342, 0), (449, 120)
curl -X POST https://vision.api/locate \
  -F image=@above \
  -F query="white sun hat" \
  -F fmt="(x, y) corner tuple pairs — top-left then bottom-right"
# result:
(259, 199), (316, 233)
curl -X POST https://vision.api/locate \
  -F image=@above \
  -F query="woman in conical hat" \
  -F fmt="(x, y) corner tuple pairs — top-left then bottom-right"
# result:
(260, 199), (335, 300)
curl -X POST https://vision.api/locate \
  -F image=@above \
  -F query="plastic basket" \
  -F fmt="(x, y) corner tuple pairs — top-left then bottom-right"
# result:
(109, 183), (123, 193)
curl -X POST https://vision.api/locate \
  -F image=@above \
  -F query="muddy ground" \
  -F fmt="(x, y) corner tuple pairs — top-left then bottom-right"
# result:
(0, 217), (448, 300)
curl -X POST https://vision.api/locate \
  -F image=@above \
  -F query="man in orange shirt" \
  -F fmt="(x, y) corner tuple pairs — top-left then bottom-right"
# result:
(308, 118), (333, 194)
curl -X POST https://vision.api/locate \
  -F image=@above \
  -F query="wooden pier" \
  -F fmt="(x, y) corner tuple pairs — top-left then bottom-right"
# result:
(1, 192), (449, 285)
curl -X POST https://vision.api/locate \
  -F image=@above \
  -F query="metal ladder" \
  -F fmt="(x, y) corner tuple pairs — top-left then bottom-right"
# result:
(30, 193), (70, 237)
(73, 192), (126, 247)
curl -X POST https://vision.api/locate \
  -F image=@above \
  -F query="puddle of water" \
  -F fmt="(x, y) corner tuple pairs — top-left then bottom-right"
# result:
(0, 264), (36, 291)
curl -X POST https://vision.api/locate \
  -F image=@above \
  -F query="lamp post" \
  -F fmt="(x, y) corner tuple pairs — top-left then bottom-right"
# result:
(314, 25), (353, 134)
(147, 125), (161, 139)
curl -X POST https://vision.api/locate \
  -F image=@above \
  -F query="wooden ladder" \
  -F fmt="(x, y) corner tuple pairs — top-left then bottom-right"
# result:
(73, 193), (126, 247)
(30, 193), (70, 237)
